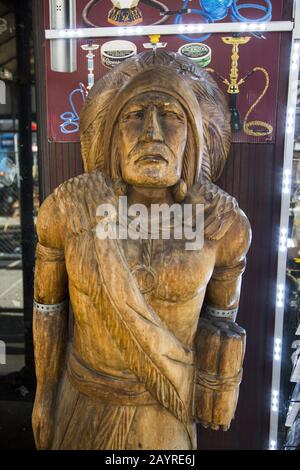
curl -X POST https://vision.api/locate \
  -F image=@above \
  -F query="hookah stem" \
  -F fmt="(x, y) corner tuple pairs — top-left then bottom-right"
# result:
(229, 40), (240, 94)
(228, 39), (241, 130)
(222, 35), (251, 132)
(229, 93), (238, 111)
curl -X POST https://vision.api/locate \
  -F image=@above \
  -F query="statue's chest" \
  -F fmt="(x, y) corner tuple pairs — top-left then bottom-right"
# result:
(122, 238), (216, 302)
(65, 232), (216, 303)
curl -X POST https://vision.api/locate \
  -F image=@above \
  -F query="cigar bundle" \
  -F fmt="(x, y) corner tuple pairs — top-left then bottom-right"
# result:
(194, 317), (246, 431)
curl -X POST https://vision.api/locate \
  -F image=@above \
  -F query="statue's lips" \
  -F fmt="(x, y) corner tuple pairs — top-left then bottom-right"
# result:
(135, 154), (168, 164)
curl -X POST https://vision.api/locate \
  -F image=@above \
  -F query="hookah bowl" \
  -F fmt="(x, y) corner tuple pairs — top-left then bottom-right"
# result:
(107, 0), (143, 26)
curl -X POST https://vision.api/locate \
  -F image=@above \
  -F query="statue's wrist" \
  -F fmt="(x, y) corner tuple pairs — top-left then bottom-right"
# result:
(35, 384), (57, 404)
(202, 303), (238, 321)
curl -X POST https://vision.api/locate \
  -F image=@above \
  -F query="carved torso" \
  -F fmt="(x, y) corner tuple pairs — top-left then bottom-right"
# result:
(53, 170), (241, 375)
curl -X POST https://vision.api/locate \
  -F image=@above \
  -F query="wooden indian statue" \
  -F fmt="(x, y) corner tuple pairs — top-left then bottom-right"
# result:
(32, 51), (251, 450)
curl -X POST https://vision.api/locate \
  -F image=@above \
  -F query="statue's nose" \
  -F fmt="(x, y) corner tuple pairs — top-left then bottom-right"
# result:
(140, 105), (164, 143)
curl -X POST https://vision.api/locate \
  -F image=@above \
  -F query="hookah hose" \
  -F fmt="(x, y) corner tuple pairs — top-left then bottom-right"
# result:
(243, 67), (273, 137)
(231, 0), (272, 23)
(82, 0), (101, 27)
(82, 0), (169, 27)
(140, 0), (169, 25)
(200, 0), (272, 23)
(60, 83), (87, 134)
(174, 0), (272, 43)
(175, 0), (213, 43)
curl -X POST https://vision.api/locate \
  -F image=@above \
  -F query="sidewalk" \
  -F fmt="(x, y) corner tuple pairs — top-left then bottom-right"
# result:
(0, 328), (35, 449)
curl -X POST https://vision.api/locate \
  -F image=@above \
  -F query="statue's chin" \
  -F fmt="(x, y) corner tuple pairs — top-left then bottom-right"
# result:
(123, 171), (180, 189)
(124, 177), (178, 189)
(131, 182), (172, 189)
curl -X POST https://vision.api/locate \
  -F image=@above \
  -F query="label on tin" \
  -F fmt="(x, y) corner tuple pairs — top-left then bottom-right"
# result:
(179, 43), (211, 60)
(178, 43), (212, 68)
(101, 40), (137, 69)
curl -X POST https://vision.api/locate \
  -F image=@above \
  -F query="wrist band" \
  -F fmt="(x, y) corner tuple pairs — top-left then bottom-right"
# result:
(33, 299), (68, 314)
(196, 368), (243, 392)
(36, 243), (65, 262)
(203, 303), (238, 320)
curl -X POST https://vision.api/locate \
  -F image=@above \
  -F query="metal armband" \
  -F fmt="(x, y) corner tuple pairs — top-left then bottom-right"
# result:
(202, 303), (238, 321)
(33, 299), (68, 315)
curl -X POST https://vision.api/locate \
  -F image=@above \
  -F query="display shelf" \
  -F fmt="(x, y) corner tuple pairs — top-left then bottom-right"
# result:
(45, 20), (294, 39)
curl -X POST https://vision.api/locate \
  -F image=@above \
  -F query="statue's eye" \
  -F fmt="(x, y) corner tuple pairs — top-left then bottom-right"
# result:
(160, 110), (185, 122)
(165, 111), (176, 117)
(123, 110), (144, 121)
(134, 110), (145, 119)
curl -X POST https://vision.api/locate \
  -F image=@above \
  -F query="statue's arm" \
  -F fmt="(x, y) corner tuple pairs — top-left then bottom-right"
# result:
(204, 209), (251, 318)
(32, 193), (68, 449)
(194, 210), (251, 431)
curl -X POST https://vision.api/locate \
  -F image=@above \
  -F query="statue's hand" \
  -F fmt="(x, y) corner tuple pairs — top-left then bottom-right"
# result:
(32, 389), (56, 449)
(198, 420), (230, 432)
(194, 318), (246, 432)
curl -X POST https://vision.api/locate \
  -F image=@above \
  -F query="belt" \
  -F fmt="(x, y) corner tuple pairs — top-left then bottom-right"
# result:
(67, 349), (157, 406)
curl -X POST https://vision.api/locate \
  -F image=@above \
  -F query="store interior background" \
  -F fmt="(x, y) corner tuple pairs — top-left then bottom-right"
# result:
(0, 0), (299, 450)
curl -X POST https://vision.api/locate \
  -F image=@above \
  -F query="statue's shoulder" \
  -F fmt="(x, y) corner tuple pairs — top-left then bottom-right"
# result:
(53, 170), (110, 202)
(186, 180), (250, 241)
(52, 170), (115, 212)
(48, 170), (114, 234)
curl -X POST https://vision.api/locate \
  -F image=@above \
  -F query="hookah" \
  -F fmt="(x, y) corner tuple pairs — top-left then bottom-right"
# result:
(208, 34), (273, 136)
(80, 40), (100, 90)
(60, 39), (100, 134)
(143, 34), (167, 53)
(221, 35), (251, 132)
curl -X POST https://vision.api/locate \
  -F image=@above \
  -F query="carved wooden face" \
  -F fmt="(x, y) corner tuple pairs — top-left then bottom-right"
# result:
(118, 92), (188, 188)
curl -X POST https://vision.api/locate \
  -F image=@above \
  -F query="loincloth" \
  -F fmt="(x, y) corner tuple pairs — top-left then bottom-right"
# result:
(51, 348), (194, 450)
